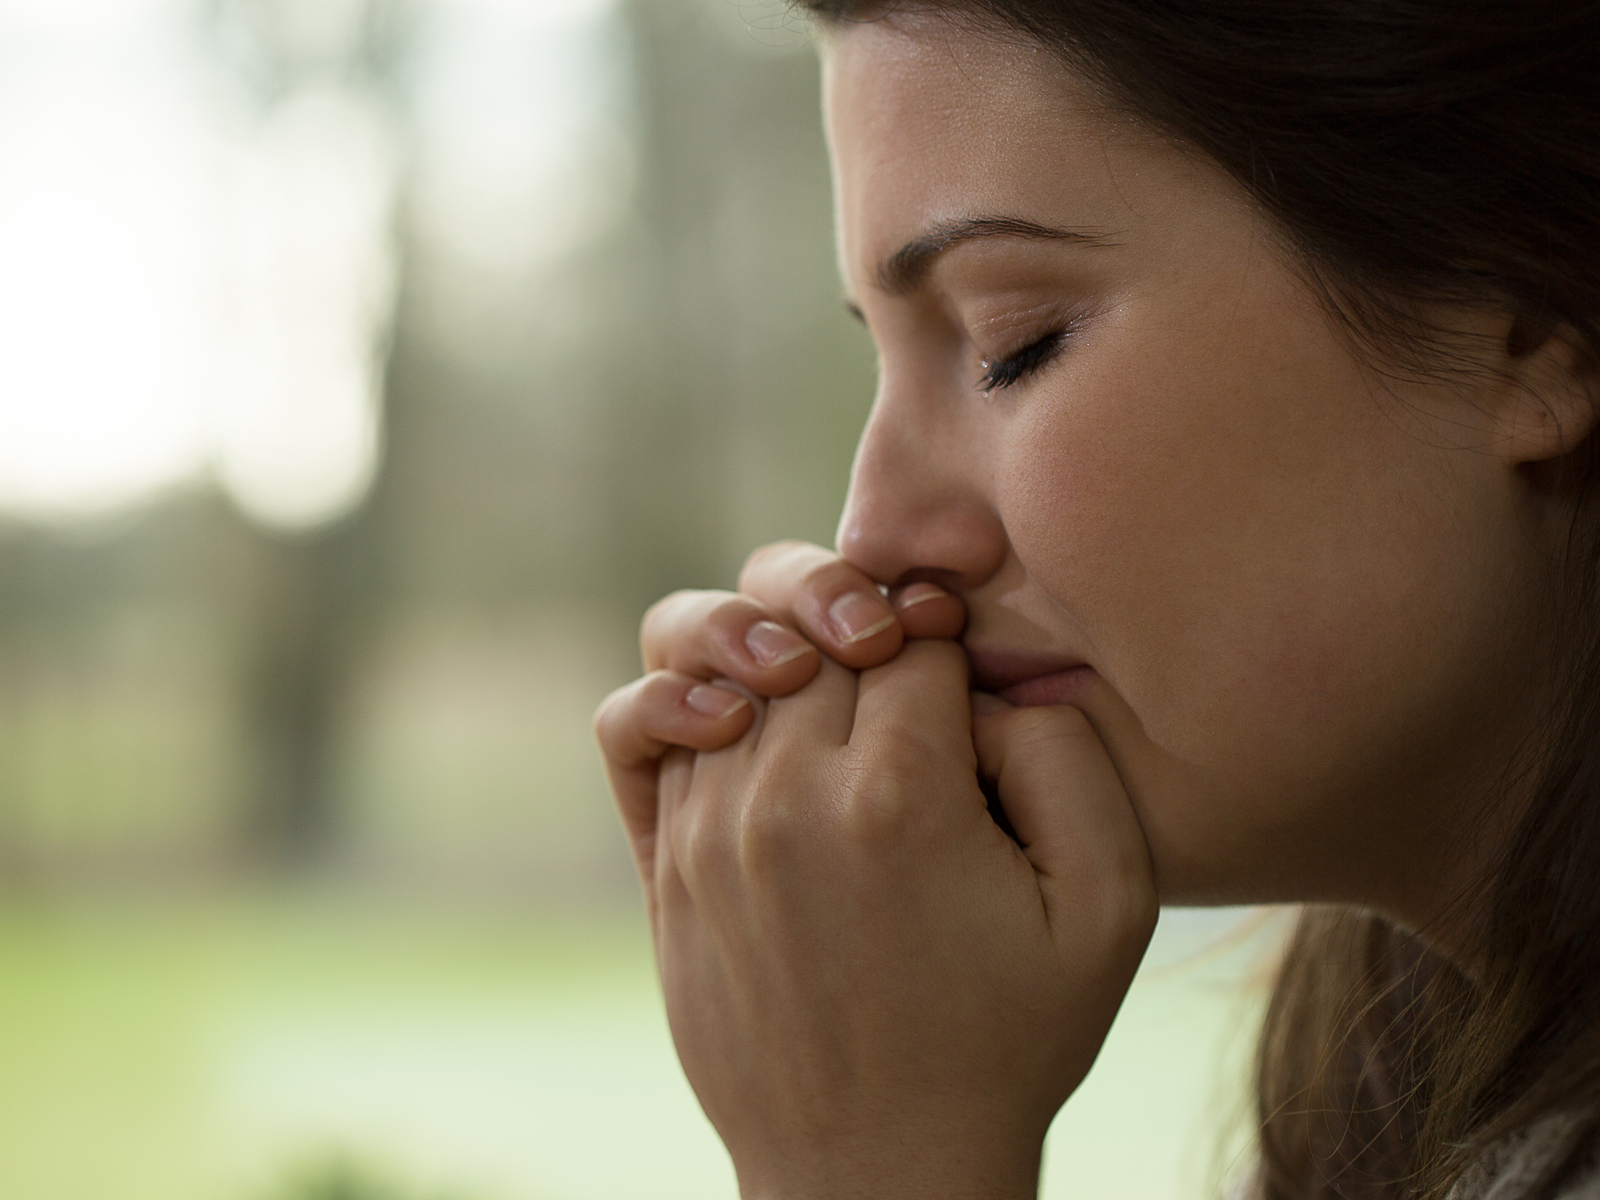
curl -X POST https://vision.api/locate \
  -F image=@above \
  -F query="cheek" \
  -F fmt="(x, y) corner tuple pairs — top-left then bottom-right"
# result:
(995, 299), (1491, 818)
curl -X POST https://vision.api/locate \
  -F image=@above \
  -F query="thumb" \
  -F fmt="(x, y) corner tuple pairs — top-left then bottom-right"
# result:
(973, 703), (1156, 944)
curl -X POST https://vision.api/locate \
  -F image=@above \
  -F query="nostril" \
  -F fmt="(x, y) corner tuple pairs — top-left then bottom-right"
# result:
(835, 422), (1007, 590)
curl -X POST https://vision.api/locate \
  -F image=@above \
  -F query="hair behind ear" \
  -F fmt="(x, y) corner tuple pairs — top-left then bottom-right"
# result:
(1494, 320), (1600, 467)
(1507, 310), (1560, 360)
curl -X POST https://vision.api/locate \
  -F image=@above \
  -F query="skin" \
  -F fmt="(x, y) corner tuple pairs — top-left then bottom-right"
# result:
(593, 13), (1597, 1198)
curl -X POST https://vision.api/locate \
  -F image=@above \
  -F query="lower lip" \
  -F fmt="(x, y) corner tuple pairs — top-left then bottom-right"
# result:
(998, 665), (1097, 708)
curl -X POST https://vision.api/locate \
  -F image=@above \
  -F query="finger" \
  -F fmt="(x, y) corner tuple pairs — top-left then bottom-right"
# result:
(972, 705), (1156, 941)
(596, 670), (757, 761)
(849, 639), (975, 770)
(760, 652), (862, 749)
(594, 672), (755, 871)
(641, 590), (821, 696)
(653, 745), (697, 934)
(888, 581), (967, 640)
(738, 541), (905, 669)
(658, 739), (748, 941)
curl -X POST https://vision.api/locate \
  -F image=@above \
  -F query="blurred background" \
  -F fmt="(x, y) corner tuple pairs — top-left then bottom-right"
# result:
(0, 1), (1271, 1197)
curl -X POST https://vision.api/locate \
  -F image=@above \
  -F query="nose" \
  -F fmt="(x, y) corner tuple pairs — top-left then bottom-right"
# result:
(834, 378), (1009, 590)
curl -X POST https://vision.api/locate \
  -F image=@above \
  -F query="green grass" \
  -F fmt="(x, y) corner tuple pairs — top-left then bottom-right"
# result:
(0, 894), (1271, 1200)
(256, 1157), (487, 1200)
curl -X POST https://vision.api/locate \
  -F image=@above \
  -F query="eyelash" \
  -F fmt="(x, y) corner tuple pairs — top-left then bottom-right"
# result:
(977, 330), (1068, 393)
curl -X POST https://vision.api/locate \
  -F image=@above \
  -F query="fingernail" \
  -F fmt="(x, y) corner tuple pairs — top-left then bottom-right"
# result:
(686, 684), (749, 718)
(745, 620), (814, 668)
(897, 582), (949, 610)
(828, 591), (895, 645)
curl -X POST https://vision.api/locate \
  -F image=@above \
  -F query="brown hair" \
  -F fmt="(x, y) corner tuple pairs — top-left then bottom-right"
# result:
(793, 1), (1600, 1195)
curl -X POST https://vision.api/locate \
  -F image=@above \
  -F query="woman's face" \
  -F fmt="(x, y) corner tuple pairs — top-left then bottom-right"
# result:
(823, 16), (1557, 921)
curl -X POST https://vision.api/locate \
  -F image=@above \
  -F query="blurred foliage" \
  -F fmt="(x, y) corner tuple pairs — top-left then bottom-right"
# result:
(0, 9), (1260, 1200)
(0, 893), (1261, 1200)
(0, 0), (876, 896)
(257, 1157), (482, 1200)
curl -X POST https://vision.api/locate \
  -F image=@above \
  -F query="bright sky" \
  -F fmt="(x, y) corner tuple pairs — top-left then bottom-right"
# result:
(0, 0), (624, 530)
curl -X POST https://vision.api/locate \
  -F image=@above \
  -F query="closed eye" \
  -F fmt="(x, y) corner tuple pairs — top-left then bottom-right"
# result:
(978, 331), (1067, 393)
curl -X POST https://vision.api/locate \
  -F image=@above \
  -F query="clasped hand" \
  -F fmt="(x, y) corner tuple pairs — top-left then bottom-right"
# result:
(594, 542), (1157, 1200)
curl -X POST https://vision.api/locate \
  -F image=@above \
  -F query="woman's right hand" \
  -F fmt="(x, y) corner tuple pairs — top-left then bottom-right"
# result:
(593, 541), (966, 884)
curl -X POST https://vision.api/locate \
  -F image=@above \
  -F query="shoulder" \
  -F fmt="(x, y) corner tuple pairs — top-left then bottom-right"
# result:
(1448, 1114), (1600, 1200)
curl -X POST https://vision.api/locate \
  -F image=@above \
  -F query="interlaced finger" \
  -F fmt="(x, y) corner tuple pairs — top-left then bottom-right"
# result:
(642, 589), (821, 697)
(594, 670), (756, 879)
(739, 541), (965, 667)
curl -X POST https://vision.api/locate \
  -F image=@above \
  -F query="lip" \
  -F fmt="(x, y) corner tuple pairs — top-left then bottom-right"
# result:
(965, 646), (1097, 707)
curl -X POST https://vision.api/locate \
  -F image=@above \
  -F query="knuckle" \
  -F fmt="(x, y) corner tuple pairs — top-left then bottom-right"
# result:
(845, 787), (914, 848)
(642, 667), (685, 706)
(737, 795), (798, 873)
(710, 593), (764, 636)
(674, 798), (731, 892)
(645, 590), (757, 673)
(897, 636), (968, 675)
(592, 679), (642, 747)
(1048, 704), (1098, 738)
(641, 588), (697, 632)
(737, 540), (806, 590)
(641, 589), (717, 645)
(801, 556), (865, 600)
(871, 722), (931, 773)
(835, 750), (919, 846)
(739, 540), (832, 596)
(1008, 703), (1096, 749)
(735, 751), (812, 867)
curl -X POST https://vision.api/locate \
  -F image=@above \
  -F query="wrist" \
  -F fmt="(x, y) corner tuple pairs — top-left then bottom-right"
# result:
(736, 1131), (1043, 1200)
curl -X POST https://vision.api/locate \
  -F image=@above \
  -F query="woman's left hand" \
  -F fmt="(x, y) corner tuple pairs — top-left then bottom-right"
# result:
(630, 638), (1157, 1200)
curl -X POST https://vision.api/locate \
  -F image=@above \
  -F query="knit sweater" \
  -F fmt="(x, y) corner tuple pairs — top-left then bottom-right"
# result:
(1447, 1115), (1600, 1200)
(1230, 1116), (1600, 1200)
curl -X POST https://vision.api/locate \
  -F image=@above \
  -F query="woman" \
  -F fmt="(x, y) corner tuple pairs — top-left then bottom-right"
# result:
(593, 2), (1600, 1196)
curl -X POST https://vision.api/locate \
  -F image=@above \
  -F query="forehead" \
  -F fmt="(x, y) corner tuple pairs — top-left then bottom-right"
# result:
(819, 17), (1227, 279)
(820, 13), (1098, 145)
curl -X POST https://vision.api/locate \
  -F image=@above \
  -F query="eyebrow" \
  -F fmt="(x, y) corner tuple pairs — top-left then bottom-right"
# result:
(874, 215), (1116, 295)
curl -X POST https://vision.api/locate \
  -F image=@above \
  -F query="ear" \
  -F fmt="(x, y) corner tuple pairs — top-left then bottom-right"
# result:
(1491, 314), (1600, 465)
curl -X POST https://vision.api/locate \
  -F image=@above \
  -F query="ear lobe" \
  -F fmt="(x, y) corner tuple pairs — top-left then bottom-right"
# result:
(1494, 320), (1600, 465)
